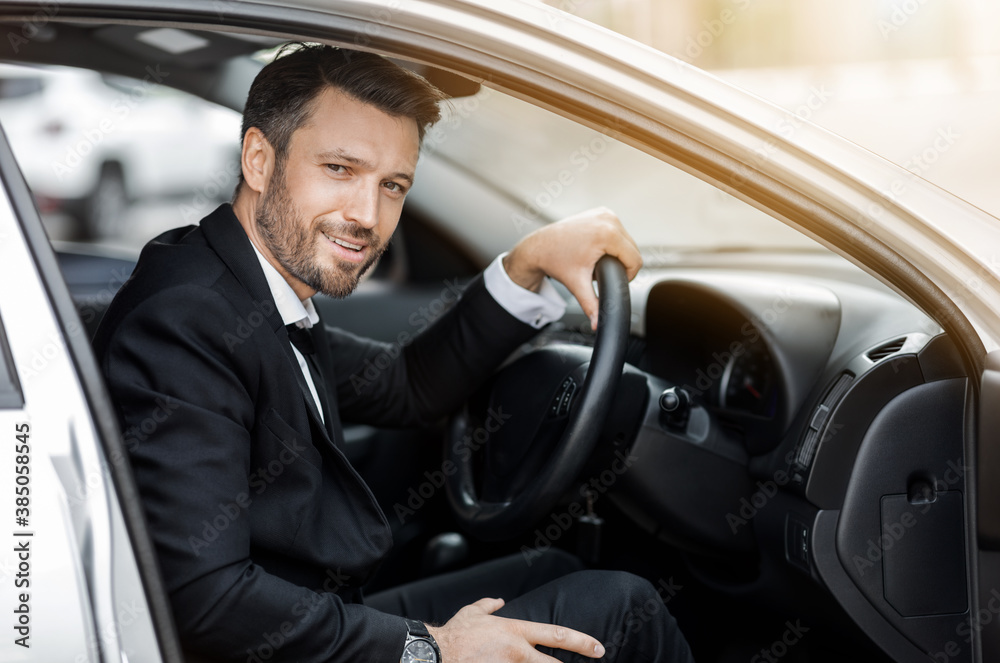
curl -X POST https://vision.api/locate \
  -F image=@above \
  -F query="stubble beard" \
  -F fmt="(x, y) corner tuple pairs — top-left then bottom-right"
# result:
(255, 166), (388, 299)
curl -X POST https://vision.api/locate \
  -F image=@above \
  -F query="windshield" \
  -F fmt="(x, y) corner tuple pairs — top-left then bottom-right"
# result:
(428, 87), (826, 255)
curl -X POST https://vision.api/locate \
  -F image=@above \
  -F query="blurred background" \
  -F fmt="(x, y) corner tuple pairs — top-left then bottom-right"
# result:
(550, 0), (1000, 220)
(2, 0), (998, 251)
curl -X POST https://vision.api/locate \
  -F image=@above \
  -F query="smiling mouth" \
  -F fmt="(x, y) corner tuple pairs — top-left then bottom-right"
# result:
(324, 232), (364, 252)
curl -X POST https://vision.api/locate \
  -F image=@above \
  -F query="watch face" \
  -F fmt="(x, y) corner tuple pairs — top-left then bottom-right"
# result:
(402, 638), (438, 663)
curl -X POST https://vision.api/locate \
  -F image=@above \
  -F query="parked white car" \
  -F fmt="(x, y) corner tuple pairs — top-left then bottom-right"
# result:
(0, 62), (239, 238)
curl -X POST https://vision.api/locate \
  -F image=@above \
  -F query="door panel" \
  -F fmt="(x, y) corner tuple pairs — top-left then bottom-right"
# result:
(0, 122), (179, 662)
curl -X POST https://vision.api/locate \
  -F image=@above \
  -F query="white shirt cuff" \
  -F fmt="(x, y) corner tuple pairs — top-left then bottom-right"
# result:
(483, 252), (566, 329)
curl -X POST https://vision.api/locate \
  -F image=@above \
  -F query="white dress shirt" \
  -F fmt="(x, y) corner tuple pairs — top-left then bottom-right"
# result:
(250, 244), (567, 420)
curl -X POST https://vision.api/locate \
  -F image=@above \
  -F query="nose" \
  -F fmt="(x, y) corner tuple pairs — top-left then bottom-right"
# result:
(343, 181), (380, 230)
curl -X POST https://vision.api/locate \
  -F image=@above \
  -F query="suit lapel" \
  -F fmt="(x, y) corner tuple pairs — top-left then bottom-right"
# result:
(200, 204), (335, 448)
(200, 204), (281, 329)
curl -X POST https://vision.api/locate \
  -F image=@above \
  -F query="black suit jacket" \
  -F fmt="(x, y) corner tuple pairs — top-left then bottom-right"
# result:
(93, 204), (538, 662)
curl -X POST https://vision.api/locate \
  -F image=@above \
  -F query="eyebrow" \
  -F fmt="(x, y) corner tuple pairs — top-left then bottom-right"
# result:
(317, 149), (414, 187)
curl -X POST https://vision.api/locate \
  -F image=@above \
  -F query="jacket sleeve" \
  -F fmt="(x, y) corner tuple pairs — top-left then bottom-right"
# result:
(99, 284), (407, 662)
(331, 274), (540, 427)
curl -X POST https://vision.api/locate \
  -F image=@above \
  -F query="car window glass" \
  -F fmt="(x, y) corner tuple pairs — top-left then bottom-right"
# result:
(0, 75), (43, 100)
(430, 87), (829, 257)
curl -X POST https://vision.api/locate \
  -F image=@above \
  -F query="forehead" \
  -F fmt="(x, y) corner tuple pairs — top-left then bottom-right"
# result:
(290, 87), (420, 169)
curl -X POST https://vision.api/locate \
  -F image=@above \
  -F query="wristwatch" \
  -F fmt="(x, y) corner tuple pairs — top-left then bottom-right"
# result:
(400, 618), (442, 663)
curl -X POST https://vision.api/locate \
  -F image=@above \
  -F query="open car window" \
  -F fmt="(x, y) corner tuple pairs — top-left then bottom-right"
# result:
(428, 87), (826, 254)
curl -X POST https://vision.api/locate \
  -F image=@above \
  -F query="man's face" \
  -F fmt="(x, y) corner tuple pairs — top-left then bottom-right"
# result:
(255, 87), (420, 298)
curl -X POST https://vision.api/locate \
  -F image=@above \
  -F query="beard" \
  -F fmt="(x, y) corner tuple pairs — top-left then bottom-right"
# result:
(254, 167), (388, 299)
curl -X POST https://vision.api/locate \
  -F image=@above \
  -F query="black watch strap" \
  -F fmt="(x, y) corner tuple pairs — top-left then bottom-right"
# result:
(404, 618), (431, 638)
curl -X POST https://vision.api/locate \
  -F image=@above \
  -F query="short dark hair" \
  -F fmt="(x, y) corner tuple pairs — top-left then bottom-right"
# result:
(235, 43), (446, 195)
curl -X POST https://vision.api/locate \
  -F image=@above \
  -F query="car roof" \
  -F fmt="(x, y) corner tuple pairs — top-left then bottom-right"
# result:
(0, 21), (478, 112)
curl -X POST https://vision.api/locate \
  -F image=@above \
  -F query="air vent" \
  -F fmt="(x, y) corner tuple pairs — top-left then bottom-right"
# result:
(867, 337), (906, 362)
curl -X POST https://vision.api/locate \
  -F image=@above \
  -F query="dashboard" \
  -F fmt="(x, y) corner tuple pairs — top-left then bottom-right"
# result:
(599, 257), (972, 662)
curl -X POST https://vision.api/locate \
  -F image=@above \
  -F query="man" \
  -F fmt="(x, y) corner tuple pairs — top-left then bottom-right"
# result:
(94, 44), (693, 662)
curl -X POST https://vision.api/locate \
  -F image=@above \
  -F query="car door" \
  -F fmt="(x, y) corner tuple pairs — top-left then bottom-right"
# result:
(0, 123), (181, 661)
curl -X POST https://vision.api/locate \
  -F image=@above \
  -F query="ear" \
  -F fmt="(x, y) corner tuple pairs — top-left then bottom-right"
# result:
(241, 127), (275, 194)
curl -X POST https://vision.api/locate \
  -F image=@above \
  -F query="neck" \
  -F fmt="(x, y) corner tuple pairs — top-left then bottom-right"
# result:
(232, 189), (316, 301)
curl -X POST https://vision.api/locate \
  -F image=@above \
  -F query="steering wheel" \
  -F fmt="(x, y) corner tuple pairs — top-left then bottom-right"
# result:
(445, 256), (630, 541)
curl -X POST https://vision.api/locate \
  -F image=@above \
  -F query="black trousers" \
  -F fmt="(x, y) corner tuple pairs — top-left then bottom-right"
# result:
(366, 549), (694, 662)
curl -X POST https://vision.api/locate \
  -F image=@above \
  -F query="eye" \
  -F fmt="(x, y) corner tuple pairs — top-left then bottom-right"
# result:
(326, 164), (348, 174)
(383, 181), (407, 196)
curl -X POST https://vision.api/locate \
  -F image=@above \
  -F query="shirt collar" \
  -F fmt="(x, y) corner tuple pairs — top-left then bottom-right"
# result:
(249, 241), (320, 329)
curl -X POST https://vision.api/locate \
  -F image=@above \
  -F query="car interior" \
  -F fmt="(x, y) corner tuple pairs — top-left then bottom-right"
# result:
(0, 16), (979, 663)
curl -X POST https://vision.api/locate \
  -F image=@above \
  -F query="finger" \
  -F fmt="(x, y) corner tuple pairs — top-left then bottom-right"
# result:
(562, 272), (600, 330)
(524, 649), (573, 663)
(610, 245), (643, 282)
(593, 208), (642, 281)
(601, 231), (643, 282)
(463, 597), (505, 616)
(521, 622), (606, 659)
